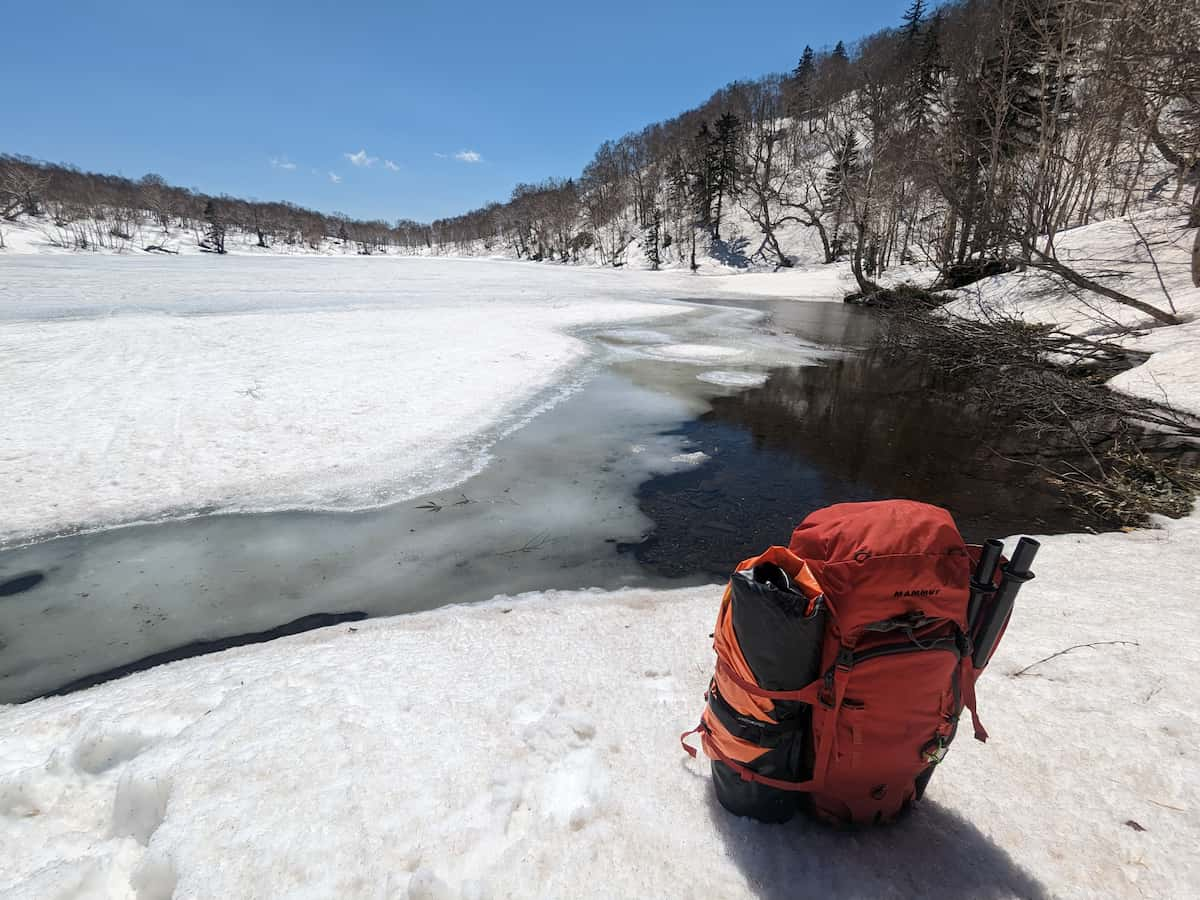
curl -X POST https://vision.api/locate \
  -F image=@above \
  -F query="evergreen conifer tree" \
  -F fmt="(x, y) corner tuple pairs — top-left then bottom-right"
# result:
(901, 0), (926, 44)
(710, 113), (742, 239)
(643, 207), (661, 270)
(690, 121), (715, 233)
(905, 9), (945, 130)
(980, 0), (1076, 158)
(203, 199), (226, 254)
(824, 132), (860, 255)
(824, 132), (861, 198)
(792, 45), (815, 81)
(789, 45), (817, 126)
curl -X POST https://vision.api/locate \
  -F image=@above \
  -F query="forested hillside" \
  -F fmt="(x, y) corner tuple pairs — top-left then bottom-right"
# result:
(429, 0), (1198, 315)
(3, 0), (1197, 313)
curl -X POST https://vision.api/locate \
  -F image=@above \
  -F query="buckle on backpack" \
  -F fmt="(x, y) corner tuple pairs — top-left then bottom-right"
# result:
(955, 628), (973, 658)
(819, 668), (836, 708)
(818, 650), (855, 709)
(921, 735), (949, 766)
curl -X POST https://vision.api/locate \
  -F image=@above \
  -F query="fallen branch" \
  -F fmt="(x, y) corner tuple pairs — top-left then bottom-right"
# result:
(1011, 641), (1139, 677)
(1016, 247), (1181, 326)
(1148, 799), (1187, 813)
(496, 531), (552, 556)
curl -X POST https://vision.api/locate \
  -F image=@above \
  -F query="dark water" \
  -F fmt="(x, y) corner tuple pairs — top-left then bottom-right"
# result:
(630, 299), (1195, 579)
(631, 354), (1082, 577)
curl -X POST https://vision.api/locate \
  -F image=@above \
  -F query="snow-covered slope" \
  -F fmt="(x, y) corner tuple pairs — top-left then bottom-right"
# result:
(2, 510), (1198, 899)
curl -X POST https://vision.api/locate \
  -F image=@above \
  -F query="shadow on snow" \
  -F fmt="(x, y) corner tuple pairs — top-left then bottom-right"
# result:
(705, 789), (1047, 899)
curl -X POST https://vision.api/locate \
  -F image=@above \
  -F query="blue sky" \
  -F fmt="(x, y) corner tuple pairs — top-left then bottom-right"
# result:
(5, 1), (914, 222)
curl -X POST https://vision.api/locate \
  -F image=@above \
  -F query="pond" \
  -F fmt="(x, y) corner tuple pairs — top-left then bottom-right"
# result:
(0, 295), (1179, 703)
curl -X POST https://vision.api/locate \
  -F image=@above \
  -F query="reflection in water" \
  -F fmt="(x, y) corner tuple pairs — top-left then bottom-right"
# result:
(633, 348), (1191, 578)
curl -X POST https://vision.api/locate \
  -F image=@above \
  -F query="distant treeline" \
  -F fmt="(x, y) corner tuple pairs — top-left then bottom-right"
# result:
(0, 156), (432, 254)
(2, 0), (1197, 315)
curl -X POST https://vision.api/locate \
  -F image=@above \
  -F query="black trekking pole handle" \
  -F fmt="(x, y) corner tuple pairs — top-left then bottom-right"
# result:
(971, 537), (1040, 669)
(967, 539), (1004, 634)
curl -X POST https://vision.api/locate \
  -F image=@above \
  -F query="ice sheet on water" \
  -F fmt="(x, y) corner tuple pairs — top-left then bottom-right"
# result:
(593, 327), (675, 345)
(696, 370), (770, 388)
(640, 343), (744, 362)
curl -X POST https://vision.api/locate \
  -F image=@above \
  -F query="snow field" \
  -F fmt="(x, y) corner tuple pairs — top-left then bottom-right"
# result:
(2, 508), (1198, 898)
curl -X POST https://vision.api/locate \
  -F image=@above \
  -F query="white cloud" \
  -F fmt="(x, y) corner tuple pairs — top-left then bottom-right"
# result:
(433, 152), (448, 159)
(384, 160), (400, 171)
(344, 149), (378, 168)
(270, 156), (297, 170)
(454, 150), (483, 163)
(328, 172), (343, 184)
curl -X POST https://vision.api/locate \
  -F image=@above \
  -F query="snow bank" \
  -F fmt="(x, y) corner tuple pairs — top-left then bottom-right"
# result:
(684, 261), (855, 300)
(2, 509), (1198, 898)
(948, 212), (1200, 417)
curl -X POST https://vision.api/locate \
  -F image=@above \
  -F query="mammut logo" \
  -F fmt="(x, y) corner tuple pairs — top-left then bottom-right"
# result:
(893, 588), (941, 598)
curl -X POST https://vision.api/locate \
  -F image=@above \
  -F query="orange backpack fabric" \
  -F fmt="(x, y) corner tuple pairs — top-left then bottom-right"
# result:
(683, 500), (997, 826)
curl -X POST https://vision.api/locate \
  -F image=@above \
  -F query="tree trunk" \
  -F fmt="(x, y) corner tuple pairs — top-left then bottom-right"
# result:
(1149, 113), (1196, 175)
(1192, 226), (1200, 289)
(1021, 248), (1181, 326)
(851, 222), (881, 295)
(814, 217), (833, 264)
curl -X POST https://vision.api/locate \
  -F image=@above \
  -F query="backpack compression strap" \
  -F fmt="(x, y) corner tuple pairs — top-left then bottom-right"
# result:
(958, 654), (989, 742)
(681, 647), (990, 788)
(680, 650), (853, 793)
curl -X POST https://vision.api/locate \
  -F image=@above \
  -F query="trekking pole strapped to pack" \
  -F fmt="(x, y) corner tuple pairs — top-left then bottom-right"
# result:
(972, 537), (1039, 668)
(967, 538), (1004, 631)
(681, 500), (1039, 827)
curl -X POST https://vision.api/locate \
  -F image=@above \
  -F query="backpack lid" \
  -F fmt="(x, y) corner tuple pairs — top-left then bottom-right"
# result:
(788, 500), (971, 641)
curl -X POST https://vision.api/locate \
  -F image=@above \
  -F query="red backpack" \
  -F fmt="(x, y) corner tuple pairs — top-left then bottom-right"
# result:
(682, 500), (1036, 826)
